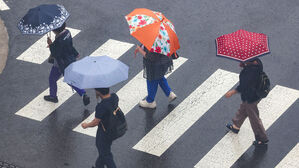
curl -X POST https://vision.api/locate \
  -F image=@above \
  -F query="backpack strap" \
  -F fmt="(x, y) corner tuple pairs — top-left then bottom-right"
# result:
(100, 107), (120, 132)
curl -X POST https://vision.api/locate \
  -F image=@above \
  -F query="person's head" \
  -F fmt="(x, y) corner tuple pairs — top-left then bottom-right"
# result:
(52, 22), (66, 35)
(95, 88), (110, 99)
(239, 58), (259, 68)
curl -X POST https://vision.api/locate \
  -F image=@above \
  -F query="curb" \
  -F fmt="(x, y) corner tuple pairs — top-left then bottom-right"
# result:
(0, 16), (9, 74)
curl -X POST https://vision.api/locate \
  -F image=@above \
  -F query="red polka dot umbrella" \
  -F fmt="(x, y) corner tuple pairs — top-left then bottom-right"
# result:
(216, 29), (270, 62)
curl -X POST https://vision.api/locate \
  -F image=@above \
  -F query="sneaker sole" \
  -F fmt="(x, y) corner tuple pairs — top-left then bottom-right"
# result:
(169, 96), (177, 103)
(139, 104), (156, 109)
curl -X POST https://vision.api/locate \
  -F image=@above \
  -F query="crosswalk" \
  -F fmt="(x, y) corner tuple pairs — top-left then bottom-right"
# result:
(133, 69), (239, 156)
(0, 0), (9, 11)
(275, 143), (299, 168)
(13, 33), (299, 167)
(194, 85), (299, 168)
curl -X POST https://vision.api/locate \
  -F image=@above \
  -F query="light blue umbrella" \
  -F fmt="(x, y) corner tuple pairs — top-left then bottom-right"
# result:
(64, 56), (129, 89)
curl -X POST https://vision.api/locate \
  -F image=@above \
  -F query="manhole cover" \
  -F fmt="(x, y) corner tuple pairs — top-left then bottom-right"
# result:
(0, 161), (21, 168)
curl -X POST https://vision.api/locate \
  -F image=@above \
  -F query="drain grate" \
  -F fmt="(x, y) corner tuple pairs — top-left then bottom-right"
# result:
(0, 161), (20, 168)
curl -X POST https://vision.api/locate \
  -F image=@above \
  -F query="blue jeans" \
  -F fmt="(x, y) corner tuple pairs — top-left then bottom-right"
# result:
(49, 66), (86, 97)
(146, 77), (172, 103)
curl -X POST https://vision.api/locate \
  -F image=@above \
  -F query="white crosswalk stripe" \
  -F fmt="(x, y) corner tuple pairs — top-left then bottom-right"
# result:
(16, 28), (81, 64)
(194, 85), (299, 168)
(0, 0), (9, 10)
(133, 69), (239, 156)
(15, 79), (75, 121)
(15, 39), (134, 121)
(275, 143), (299, 168)
(73, 57), (188, 137)
(89, 39), (134, 58)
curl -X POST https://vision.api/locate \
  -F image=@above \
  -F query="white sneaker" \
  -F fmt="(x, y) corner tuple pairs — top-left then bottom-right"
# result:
(168, 92), (177, 103)
(139, 99), (157, 109)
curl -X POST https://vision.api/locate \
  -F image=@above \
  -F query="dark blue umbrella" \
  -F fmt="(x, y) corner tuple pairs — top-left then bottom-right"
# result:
(18, 4), (70, 35)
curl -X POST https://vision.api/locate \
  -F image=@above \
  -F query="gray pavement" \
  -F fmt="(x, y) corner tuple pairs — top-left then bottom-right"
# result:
(0, 16), (8, 74)
(0, 0), (299, 168)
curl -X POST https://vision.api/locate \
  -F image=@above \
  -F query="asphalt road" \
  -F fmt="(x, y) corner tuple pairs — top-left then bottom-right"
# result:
(0, 0), (299, 168)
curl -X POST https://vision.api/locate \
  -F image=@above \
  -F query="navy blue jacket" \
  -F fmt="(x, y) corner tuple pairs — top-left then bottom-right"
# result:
(49, 29), (78, 73)
(236, 58), (263, 103)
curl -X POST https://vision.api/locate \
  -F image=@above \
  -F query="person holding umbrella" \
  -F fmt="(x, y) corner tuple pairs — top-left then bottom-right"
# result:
(18, 4), (90, 105)
(125, 8), (180, 108)
(134, 45), (176, 108)
(45, 22), (90, 105)
(216, 29), (270, 146)
(82, 88), (118, 168)
(64, 56), (129, 168)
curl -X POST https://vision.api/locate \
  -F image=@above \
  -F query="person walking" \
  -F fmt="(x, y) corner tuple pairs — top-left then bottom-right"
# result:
(82, 88), (117, 168)
(44, 23), (90, 105)
(134, 45), (177, 109)
(225, 58), (269, 146)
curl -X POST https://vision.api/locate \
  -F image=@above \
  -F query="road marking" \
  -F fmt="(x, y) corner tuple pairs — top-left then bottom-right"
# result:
(194, 85), (299, 168)
(15, 39), (134, 121)
(90, 39), (135, 58)
(133, 69), (239, 156)
(73, 57), (188, 137)
(275, 143), (299, 168)
(15, 79), (74, 121)
(0, 0), (9, 10)
(16, 28), (81, 64)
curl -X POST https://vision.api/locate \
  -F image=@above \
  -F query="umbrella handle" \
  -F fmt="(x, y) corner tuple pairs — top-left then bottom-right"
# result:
(47, 32), (51, 38)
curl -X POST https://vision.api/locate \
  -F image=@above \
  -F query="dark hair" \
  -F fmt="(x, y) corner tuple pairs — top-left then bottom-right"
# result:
(95, 88), (110, 95)
(53, 22), (66, 33)
(240, 58), (260, 67)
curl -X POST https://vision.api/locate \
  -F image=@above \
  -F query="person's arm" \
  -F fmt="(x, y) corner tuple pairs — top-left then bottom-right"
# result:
(134, 45), (146, 58)
(81, 118), (101, 129)
(225, 89), (238, 98)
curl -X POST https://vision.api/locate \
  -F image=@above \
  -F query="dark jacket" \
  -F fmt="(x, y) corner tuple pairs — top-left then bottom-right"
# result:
(142, 46), (173, 81)
(49, 29), (78, 73)
(236, 58), (263, 103)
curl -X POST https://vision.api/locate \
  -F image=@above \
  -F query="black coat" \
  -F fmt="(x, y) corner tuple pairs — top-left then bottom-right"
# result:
(142, 46), (173, 81)
(236, 58), (263, 103)
(49, 29), (78, 73)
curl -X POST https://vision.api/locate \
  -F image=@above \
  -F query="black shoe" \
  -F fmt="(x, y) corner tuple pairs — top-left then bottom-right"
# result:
(226, 123), (239, 134)
(83, 94), (90, 106)
(44, 95), (58, 103)
(253, 140), (269, 147)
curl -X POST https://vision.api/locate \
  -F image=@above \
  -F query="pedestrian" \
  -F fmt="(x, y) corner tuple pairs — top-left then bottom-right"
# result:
(81, 88), (117, 168)
(134, 44), (177, 109)
(44, 22), (90, 106)
(225, 58), (269, 146)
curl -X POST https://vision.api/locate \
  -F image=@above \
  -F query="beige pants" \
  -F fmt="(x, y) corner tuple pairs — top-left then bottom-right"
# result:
(232, 101), (268, 142)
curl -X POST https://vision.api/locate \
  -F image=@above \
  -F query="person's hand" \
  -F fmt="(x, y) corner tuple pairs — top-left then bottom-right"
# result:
(47, 37), (52, 45)
(225, 90), (237, 98)
(76, 54), (80, 60)
(81, 123), (88, 129)
(134, 45), (141, 58)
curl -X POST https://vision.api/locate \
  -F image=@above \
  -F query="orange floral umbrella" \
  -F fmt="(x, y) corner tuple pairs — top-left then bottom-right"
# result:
(125, 8), (180, 57)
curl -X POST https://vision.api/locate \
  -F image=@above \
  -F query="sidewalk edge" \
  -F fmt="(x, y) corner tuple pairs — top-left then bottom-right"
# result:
(0, 16), (9, 74)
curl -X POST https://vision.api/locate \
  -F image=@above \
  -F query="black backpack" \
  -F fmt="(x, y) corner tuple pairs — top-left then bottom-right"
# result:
(256, 71), (270, 98)
(101, 107), (127, 141)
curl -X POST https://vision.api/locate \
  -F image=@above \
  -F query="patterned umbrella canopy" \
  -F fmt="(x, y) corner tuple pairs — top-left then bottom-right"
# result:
(18, 4), (69, 35)
(216, 29), (270, 62)
(125, 8), (180, 57)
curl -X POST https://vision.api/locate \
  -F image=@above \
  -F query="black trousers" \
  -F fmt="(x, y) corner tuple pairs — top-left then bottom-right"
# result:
(95, 130), (116, 168)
